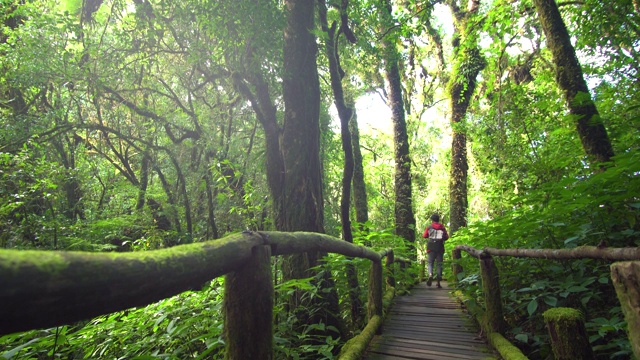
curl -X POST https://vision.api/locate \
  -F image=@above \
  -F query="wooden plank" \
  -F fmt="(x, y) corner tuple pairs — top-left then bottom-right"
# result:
(362, 282), (497, 360)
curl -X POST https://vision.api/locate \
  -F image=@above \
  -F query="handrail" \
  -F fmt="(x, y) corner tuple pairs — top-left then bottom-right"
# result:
(0, 230), (410, 359)
(453, 244), (640, 360)
(454, 244), (640, 261)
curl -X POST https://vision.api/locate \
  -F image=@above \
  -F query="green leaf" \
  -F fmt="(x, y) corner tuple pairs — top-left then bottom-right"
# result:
(543, 296), (558, 307)
(527, 298), (538, 316)
(515, 333), (528, 343)
(1, 338), (41, 359)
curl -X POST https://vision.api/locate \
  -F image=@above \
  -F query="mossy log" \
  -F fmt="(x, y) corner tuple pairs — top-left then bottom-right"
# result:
(262, 231), (380, 261)
(480, 254), (507, 334)
(0, 232), (262, 335)
(468, 245), (640, 261)
(610, 261), (640, 359)
(487, 332), (529, 360)
(493, 246), (640, 260)
(543, 308), (594, 360)
(0, 231), (381, 335)
(337, 314), (383, 360)
(224, 245), (273, 360)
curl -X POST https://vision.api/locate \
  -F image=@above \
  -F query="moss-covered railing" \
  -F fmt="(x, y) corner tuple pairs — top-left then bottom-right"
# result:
(0, 231), (409, 359)
(452, 245), (640, 360)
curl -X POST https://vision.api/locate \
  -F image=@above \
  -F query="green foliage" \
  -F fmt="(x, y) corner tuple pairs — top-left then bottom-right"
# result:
(273, 273), (342, 359)
(452, 150), (640, 359)
(0, 280), (226, 359)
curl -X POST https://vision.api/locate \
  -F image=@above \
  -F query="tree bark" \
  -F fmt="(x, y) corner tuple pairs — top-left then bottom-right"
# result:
(204, 152), (219, 239)
(447, 0), (485, 234)
(532, 0), (614, 164)
(280, 0), (346, 339)
(319, 0), (363, 330)
(350, 112), (369, 227)
(136, 152), (150, 210)
(379, 0), (417, 257)
(610, 261), (640, 359)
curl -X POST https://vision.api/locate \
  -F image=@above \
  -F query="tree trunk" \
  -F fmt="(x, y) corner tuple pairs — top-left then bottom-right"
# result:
(532, 0), (614, 164)
(204, 153), (219, 239)
(319, 0), (363, 330)
(350, 112), (369, 227)
(379, 0), (416, 256)
(280, 0), (346, 339)
(447, 0), (485, 234)
(136, 153), (149, 210)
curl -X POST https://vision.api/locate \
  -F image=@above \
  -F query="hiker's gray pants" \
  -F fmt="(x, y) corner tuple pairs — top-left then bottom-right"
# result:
(427, 251), (443, 281)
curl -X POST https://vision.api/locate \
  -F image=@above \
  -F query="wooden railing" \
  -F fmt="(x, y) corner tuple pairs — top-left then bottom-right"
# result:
(0, 231), (409, 359)
(452, 245), (640, 360)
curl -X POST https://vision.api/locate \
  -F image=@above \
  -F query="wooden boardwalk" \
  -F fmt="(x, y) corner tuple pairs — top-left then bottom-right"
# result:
(363, 281), (497, 360)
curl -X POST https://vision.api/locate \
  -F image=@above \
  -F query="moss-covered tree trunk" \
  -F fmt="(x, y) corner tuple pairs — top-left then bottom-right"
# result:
(610, 261), (640, 359)
(543, 308), (595, 360)
(447, 0), (485, 234)
(234, 0), (346, 340)
(280, 0), (346, 339)
(532, 0), (614, 164)
(378, 0), (417, 257)
(350, 112), (369, 227)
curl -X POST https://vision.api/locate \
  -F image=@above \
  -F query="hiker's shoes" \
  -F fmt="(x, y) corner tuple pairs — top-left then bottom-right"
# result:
(427, 275), (433, 287)
(436, 282), (442, 289)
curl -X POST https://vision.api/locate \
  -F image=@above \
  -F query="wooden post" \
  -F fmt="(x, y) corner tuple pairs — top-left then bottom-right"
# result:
(368, 259), (383, 334)
(479, 253), (507, 334)
(385, 249), (396, 289)
(420, 259), (426, 282)
(543, 308), (595, 360)
(452, 248), (462, 282)
(610, 261), (640, 359)
(224, 245), (273, 360)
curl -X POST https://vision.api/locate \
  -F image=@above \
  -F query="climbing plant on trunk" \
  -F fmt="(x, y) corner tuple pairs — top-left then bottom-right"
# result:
(378, 0), (417, 256)
(532, 0), (614, 165)
(447, 0), (486, 234)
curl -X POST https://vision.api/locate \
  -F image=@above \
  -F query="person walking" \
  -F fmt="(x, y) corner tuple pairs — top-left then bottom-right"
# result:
(422, 214), (449, 288)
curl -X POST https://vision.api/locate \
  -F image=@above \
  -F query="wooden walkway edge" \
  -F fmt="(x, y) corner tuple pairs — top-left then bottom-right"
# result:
(363, 281), (498, 360)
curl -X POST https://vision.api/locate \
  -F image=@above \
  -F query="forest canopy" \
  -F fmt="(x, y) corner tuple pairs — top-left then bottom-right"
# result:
(1, 0), (638, 358)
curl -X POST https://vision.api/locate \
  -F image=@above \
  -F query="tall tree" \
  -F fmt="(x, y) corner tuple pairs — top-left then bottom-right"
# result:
(235, 0), (346, 339)
(318, 0), (363, 329)
(378, 0), (417, 255)
(350, 112), (369, 227)
(447, 0), (486, 234)
(532, 0), (615, 164)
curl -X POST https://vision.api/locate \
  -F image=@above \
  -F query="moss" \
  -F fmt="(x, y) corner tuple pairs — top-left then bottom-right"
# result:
(337, 315), (383, 360)
(0, 250), (71, 277)
(382, 287), (395, 309)
(488, 332), (529, 360)
(543, 307), (583, 323)
(543, 308), (594, 360)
